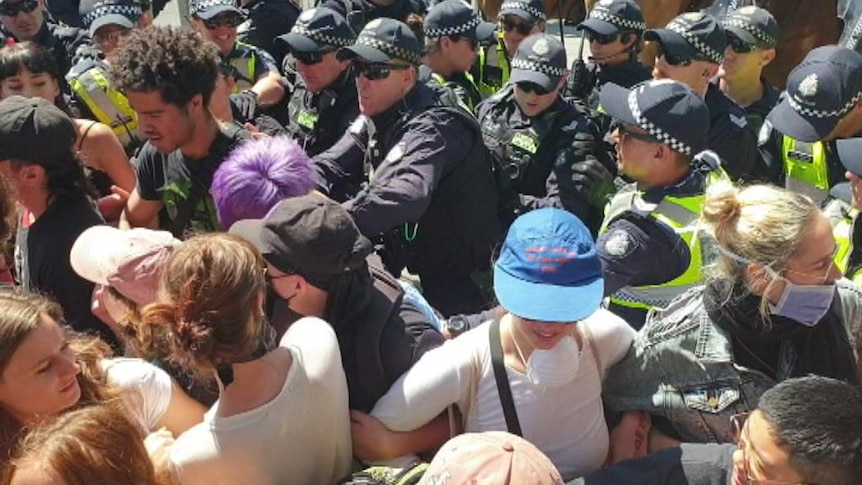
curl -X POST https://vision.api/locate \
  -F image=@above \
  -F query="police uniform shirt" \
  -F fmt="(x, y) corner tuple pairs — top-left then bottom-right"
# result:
(704, 82), (759, 182)
(225, 41), (280, 92)
(476, 84), (610, 231)
(285, 68), (359, 157)
(596, 171), (707, 329)
(1, 21), (91, 94)
(741, 78), (781, 138)
(238, 0), (301, 66)
(756, 124), (849, 189)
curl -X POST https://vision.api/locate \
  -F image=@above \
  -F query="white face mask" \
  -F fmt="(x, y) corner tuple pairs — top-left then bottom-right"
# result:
(514, 331), (581, 388)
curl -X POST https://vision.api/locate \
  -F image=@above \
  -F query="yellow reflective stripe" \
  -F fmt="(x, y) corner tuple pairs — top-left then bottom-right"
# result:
(69, 69), (138, 144)
(782, 136), (829, 193)
(230, 56), (257, 93)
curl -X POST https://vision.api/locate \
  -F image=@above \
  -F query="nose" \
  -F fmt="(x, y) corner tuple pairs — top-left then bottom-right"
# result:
(827, 258), (844, 282)
(58, 352), (81, 379)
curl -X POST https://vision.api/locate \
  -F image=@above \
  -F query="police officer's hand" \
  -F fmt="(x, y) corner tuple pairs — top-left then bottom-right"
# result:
(571, 157), (615, 209)
(230, 90), (259, 121)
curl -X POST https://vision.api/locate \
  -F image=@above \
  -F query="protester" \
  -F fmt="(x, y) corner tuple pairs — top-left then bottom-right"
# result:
(647, 12), (758, 181)
(108, 27), (251, 237)
(2, 404), (162, 485)
(140, 232), (353, 484)
(314, 18), (502, 316)
(603, 181), (861, 443)
(574, 376), (862, 484)
(0, 42), (136, 221)
(351, 208), (634, 480)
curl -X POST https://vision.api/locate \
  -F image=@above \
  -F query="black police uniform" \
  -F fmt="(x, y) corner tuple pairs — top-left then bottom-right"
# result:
(320, 0), (424, 31)
(566, 56), (652, 113)
(238, 0), (300, 66)
(1, 22), (90, 93)
(737, 78), (781, 137)
(284, 67), (359, 157)
(704, 82), (759, 181)
(314, 82), (503, 317)
(46, 0), (83, 27)
(477, 84), (611, 233)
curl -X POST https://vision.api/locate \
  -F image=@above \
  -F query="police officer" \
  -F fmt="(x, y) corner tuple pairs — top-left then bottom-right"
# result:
(477, 33), (613, 233)
(67, 0), (145, 155)
(314, 18), (502, 317)
(647, 12), (758, 182)
(277, 7), (358, 156)
(597, 79), (726, 329)
(189, 0), (285, 120)
(473, 0), (546, 98)
(759, 46), (862, 206)
(824, 137), (862, 286)
(421, 0), (494, 112)
(565, 0), (650, 112)
(237, 0), (300, 67)
(716, 6), (781, 137)
(0, 0), (90, 93)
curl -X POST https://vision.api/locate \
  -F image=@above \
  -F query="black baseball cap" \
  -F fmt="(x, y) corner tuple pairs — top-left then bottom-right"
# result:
(510, 33), (567, 91)
(0, 96), (77, 168)
(721, 5), (779, 48)
(338, 18), (422, 65)
(578, 0), (645, 36)
(644, 12), (726, 65)
(80, 0), (142, 36)
(189, 0), (241, 20)
(278, 7), (355, 53)
(498, 0), (546, 23)
(230, 194), (373, 288)
(836, 137), (862, 176)
(424, 0), (495, 43)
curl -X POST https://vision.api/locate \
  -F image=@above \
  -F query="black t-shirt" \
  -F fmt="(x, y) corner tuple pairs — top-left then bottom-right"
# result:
(572, 443), (735, 485)
(134, 125), (251, 238)
(14, 192), (116, 347)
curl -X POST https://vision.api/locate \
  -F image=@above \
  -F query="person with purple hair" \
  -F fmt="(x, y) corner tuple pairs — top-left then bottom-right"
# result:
(211, 136), (316, 229)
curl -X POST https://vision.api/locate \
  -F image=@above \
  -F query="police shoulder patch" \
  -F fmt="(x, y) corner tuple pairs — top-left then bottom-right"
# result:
(603, 229), (635, 258)
(349, 115), (368, 135)
(729, 113), (747, 129)
(757, 119), (773, 146)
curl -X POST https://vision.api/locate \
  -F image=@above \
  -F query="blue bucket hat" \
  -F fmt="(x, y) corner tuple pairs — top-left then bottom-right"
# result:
(493, 208), (603, 323)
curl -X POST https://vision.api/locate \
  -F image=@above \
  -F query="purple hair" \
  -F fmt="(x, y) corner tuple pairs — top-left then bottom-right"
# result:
(212, 136), (316, 229)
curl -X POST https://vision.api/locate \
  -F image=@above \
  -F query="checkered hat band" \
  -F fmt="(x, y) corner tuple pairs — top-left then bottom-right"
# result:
(500, 1), (546, 21)
(291, 25), (353, 47)
(787, 90), (862, 120)
(723, 18), (775, 46)
(424, 15), (479, 38)
(191, 0), (233, 14)
(668, 25), (723, 64)
(589, 10), (645, 31)
(511, 58), (566, 77)
(83, 3), (141, 26)
(356, 35), (421, 64)
(627, 87), (692, 155)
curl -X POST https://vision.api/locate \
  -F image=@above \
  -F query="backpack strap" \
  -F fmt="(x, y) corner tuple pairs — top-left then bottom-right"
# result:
(490, 318), (522, 436)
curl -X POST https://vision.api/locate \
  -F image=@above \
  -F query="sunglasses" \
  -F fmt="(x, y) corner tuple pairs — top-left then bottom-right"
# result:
(0, 0), (38, 16)
(201, 13), (243, 30)
(726, 33), (759, 54)
(617, 123), (658, 144)
(655, 43), (708, 67)
(515, 81), (551, 96)
(293, 49), (336, 66)
(585, 30), (619, 45)
(93, 27), (131, 45)
(353, 61), (411, 81)
(499, 18), (534, 36)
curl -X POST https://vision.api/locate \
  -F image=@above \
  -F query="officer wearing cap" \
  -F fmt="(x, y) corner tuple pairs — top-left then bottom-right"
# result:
(647, 12), (758, 182)
(67, 0), (145, 155)
(313, 18), (502, 317)
(565, 0), (650, 111)
(0, 0), (90, 94)
(473, 0), (546, 98)
(716, 6), (781, 137)
(596, 79), (727, 329)
(277, 7), (358, 156)
(421, 0), (495, 112)
(758, 46), (862, 206)
(189, 0), (285, 120)
(823, 137), (862, 286)
(236, 0), (300, 67)
(477, 33), (613, 233)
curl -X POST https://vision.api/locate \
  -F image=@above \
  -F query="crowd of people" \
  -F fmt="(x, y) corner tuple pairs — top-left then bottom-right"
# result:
(0, 0), (859, 482)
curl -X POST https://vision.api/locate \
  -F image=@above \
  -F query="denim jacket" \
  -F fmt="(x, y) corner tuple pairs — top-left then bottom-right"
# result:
(602, 280), (861, 443)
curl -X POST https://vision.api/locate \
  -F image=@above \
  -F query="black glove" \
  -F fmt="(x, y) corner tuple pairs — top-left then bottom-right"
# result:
(571, 157), (616, 209)
(230, 89), (259, 121)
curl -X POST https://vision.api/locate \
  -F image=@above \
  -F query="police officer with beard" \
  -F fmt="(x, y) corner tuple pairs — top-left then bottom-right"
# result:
(477, 33), (614, 233)
(277, 7), (359, 156)
(313, 18), (502, 317)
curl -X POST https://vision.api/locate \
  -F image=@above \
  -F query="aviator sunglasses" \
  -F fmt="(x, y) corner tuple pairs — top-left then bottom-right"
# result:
(499, 18), (534, 36)
(201, 12), (244, 30)
(353, 61), (411, 81)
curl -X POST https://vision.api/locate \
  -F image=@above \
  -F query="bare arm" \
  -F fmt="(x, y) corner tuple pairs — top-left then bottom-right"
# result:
(155, 380), (206, 436)
(350, 410), (454, 461)
(121, 188), (162, 229)
(251, 71), (285, 107)
(78, 121), (137, 192)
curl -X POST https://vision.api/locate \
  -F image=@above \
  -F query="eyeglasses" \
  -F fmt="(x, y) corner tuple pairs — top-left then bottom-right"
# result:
(353, 61), (411, 81)
(730, 413), (811, 485)
(514, 81), (551, 96)
(499, 18), (534, 36)
(264, 271), (292, 286)
(0, 0), (38, 17)
(93, 27), (131, 45)
(726, 33), (760, 54)
(293, 49), (336, 66)
(617, 123), (658, 144)
(450, 35), (479, 50)
(201, 13), (243, 30)
(585, 30), (619, 45)
(655, 43), (707, 67)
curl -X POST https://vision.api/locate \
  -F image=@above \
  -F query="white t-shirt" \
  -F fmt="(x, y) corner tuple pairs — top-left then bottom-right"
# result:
(169, 317), (353, 485)
(101, 357), (172, 433)
(371, 309), (635, 480)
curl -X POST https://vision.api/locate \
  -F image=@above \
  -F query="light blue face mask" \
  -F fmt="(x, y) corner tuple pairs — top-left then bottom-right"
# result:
(762, 266), (835, 327)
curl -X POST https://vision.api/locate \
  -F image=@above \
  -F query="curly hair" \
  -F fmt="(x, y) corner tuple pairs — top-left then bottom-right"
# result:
(107, 26), (221, 107)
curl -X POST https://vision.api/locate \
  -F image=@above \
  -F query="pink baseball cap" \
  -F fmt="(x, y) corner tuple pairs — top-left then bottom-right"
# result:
(420, 432), (563, 485)
(70, 226), (180, 306)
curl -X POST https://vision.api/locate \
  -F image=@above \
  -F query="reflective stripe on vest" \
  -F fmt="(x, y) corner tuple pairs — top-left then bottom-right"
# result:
(430, 72), (476, 112)
(781, 135), (829, 205)
(824, 198), (860, 287)
(477, 37), (509, 99)
(69, 68), (140, 148)
(230, 53), (257, 93)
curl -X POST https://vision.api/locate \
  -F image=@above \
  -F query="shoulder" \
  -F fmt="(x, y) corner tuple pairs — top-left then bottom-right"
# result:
(706, 85), (748, 130)
(102, 357), (172, 392)
(48, 22), (86, 41)
(581, 308), (635, 362)
(638, 286), (714, 345)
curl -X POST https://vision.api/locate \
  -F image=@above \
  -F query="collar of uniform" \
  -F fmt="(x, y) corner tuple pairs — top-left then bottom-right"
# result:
(639, 167), (704, 202)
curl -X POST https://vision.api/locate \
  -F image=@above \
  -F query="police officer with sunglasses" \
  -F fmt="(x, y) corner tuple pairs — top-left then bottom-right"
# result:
(477, 33), (614, 234)
(647, 12), (759, 183)
(276, 7), (359, 156)
(313, 18), (503, 317)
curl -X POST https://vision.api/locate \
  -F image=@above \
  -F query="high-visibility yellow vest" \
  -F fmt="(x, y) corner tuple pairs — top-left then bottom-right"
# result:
(477, 36), (510, 99)
(229, 42), (258, 93)
(781, 135), (829, 205)
(69, 66), (142, 151)
(825, 198), (862, 286)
